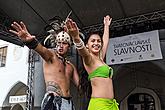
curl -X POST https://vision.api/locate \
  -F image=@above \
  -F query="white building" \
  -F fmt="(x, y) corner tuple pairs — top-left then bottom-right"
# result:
(0, 40), (45, 110)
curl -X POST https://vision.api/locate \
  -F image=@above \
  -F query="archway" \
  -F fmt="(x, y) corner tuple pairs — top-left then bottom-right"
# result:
(120, 87), (161, 110)
(10, 104), (23, 110)
(2, 81), (28, 110)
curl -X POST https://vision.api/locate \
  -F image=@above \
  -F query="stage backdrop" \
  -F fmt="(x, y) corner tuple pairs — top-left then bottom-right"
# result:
(106, 30), (163, 65)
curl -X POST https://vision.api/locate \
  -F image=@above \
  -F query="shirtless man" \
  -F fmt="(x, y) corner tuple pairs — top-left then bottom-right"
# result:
(9, 21), (79, 110)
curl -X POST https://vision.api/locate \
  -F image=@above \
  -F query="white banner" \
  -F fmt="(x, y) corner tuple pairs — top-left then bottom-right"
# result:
(106, 30), (163, 65)
(9, 95), (27, 103)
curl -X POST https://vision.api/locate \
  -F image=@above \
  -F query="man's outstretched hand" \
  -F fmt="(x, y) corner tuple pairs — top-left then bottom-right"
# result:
(9, 21), (35, 42)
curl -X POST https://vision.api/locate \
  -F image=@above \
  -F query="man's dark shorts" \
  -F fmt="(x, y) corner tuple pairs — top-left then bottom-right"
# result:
(41, 92), (75, 110)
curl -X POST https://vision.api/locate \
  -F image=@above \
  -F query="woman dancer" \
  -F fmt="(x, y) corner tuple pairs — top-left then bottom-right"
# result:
(66, 15), (119, 110)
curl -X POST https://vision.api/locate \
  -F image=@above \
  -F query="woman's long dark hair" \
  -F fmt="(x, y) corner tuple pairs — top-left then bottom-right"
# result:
(79, 31), (103, 98)
(79, 68), (92, 98)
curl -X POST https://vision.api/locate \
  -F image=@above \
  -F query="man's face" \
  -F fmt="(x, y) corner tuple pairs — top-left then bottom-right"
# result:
(56, 41), (70, 55)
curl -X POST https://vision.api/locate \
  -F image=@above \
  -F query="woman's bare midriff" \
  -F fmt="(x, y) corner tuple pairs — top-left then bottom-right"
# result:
(90, 77), (114, 99)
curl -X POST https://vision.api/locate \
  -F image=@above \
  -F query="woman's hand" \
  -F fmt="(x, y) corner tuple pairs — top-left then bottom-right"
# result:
(66, 18), (80, 40)
(9, 21), (35, 42)
(104, 15), (112, 26)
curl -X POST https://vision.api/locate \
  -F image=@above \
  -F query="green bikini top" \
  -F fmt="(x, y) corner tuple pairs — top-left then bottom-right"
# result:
(88, 65), (113, 80)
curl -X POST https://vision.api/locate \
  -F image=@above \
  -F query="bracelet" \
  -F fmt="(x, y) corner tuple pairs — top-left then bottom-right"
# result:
(73, 38), (85, 49)
(24, 37), (39, 49)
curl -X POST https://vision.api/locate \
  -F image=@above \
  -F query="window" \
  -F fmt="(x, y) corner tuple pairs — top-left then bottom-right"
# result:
(128, 93), (155, 110)
(0, 46), (7, 67)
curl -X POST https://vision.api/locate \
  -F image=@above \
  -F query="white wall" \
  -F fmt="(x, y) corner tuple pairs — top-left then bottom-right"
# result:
(0, 40), (29, 106)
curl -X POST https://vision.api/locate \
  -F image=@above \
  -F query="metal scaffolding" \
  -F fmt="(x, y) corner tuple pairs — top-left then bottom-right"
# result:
(26, 50), (35, 110)
(82, 10), (165, 36)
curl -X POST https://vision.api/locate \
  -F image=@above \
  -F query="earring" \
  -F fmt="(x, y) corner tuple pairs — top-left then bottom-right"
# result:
(86, 45), (88, 49)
